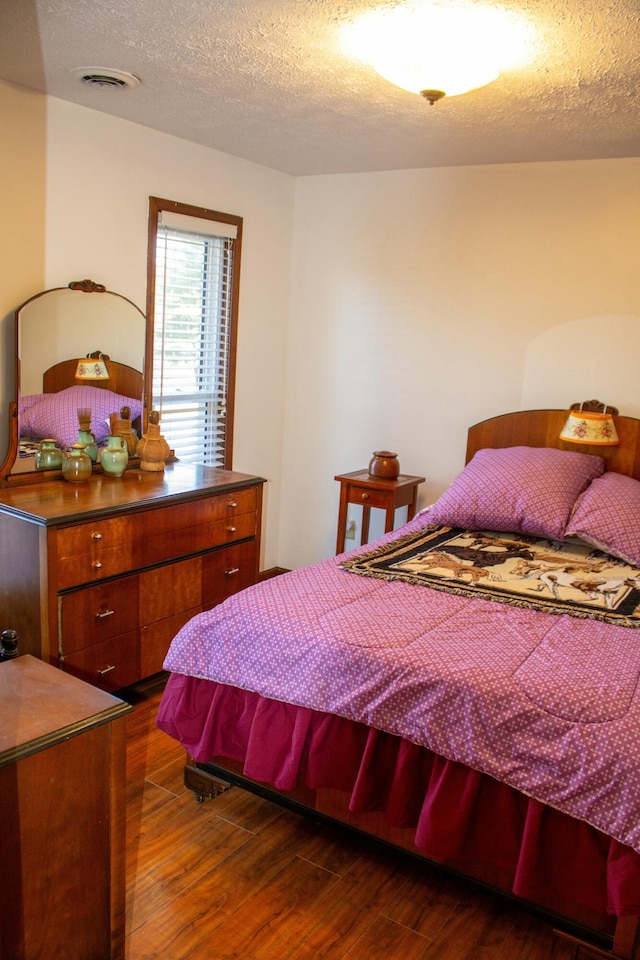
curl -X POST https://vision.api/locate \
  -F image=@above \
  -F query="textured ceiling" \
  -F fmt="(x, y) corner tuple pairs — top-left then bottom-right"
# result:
(0, 0), (638, 176)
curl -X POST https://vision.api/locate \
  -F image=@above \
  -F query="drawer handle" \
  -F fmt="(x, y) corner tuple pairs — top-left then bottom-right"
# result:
(228, 500), (238, 509)
(98, 664), (116, 676)
(361, 492), (370, 501)
(92, 532), (103, 541)
(226, 525), (237, 534)
(92, 561), (103, 570)
(225, 567), (240, 576)
(96, 609), (115, 619)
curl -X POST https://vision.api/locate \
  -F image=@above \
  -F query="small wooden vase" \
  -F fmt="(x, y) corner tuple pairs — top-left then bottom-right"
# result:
(136, 411), (171, 472)
(368, 451), (399, 479)
(111, 405), (138, 457)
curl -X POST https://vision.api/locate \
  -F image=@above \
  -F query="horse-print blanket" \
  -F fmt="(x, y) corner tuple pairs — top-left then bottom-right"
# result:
(340, 526), (640, 627)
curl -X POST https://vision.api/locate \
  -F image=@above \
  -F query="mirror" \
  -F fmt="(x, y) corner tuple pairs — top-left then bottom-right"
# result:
(1, 279), (148, 482)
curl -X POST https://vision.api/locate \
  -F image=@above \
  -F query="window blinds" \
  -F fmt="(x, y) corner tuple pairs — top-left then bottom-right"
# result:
(153, 214), (236, 466)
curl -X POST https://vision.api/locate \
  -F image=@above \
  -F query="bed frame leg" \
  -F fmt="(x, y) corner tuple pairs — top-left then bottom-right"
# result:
(555, 916), (640, 959)
(183, 759), (231, 803)
(613, 916), (640, 960)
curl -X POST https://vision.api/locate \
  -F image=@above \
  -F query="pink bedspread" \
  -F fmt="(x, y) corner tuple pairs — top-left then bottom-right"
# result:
(163, 513), (640, 853)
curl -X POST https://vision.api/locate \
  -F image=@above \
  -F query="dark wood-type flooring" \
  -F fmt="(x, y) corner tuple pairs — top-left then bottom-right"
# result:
(124, 676), (582, 960)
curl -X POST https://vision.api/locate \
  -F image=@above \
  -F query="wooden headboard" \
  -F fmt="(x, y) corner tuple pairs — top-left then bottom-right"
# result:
(466, 408), (640, 481)
(42, 358), (143, 400)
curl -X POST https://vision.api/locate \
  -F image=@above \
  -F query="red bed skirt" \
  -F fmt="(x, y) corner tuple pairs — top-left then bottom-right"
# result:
(157, 672), (640, 933)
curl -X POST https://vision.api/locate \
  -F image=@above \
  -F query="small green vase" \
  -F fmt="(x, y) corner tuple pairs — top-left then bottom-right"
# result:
(62, 443), (93, 483)
(35, 438), (64, 471)
(77, 429), (98, 463)
(100, 435), (129, 478)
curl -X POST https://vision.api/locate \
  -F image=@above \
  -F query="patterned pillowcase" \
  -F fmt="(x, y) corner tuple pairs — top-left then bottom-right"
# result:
(566, 472), (640, 567)
(428, 446), (605, 541)
(20, 385), (143, 449)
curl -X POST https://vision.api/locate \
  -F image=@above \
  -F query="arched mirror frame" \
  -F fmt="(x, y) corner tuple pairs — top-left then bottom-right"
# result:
(0, 279), (151, 485)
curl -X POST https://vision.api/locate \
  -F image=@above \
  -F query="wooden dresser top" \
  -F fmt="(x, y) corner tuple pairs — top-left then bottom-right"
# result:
(0, 463), (265, 526)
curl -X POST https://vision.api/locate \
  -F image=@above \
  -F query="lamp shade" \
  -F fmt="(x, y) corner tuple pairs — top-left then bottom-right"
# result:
(75, 358), (109, 381)
(559, 410), (619, 446)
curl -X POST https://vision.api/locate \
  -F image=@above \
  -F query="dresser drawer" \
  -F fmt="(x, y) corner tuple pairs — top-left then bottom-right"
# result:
(59, 575), (140, 655)
(62, 628), (140, 692)
(142, 487), (257, 537)
(201, 540), (258, 606)
(56, 517), (136, 589)
(140, 607), (203, 679)
(139, 557), (203, 621)
(139, 511), (257, 567)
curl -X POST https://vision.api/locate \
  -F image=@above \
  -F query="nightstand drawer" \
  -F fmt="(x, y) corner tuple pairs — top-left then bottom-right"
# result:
(342, 484), (391, 509)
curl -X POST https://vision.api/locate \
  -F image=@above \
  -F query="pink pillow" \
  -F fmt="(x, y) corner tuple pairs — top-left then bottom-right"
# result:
(566, 472), (640, 567)
(20, 385), (143, 449)
(428, 446), (604, 541)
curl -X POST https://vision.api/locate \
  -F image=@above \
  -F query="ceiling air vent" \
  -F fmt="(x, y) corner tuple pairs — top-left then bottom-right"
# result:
(70, 67), (141, 90)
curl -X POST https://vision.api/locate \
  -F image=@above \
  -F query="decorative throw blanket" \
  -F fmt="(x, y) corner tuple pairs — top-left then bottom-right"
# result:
(340, 525), (640, 628)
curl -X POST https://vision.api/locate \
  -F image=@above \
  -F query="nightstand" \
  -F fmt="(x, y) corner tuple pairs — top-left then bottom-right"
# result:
(335, 469), (425, 554)
(0, 655), (132, 960)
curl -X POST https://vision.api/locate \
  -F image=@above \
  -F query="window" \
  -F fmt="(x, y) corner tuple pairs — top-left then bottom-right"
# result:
(146, 197), (242, 468)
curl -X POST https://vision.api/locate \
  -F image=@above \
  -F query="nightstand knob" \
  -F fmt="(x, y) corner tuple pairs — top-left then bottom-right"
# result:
(92, 561), (103, 570)
(226, 525), (237, 533)
(228, 500), (238, 509)
(92, 532), (103, 540)
(361, 492), (370, 501)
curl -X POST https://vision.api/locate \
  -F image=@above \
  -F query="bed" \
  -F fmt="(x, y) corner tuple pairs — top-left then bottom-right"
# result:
(156, 404), (640, 959)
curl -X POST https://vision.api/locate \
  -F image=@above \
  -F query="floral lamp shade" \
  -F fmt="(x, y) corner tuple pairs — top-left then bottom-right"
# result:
(75, 358), (109, 381)
(559, 409), (619, 446)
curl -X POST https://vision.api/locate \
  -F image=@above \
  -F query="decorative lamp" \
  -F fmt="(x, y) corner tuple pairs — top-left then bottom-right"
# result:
(559, 403), (619, 446)
(75, 352), (110, 381)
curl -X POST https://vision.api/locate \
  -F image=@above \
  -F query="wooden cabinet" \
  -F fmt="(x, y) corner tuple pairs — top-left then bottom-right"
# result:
(0, 463), (264, 690)
(0, 654), (132, 960)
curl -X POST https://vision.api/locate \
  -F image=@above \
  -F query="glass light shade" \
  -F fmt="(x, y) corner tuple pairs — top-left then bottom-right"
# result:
(340, 3), (534, 100)
(75, 359), (109, 381)
(559, 410), (619, 446)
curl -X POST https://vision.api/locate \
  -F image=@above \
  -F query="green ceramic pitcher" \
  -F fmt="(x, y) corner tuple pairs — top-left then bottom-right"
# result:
(35, 438), (63, 471)
(100, 435), (129, 478)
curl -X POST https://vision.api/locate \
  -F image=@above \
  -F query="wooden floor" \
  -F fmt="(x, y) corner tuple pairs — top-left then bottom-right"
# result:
(124, 676), (578, 960)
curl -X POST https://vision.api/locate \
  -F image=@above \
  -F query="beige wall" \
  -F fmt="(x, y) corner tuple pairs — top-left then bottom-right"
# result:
(32, 97), (294, 571)
(282, 159), (640, 567)
(1, 85), (638, 573)
(0, 80), (46, 465)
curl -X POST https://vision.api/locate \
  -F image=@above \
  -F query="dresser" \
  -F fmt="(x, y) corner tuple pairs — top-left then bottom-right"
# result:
(0, 654), (131, 960)
(0, 463), (264, 690)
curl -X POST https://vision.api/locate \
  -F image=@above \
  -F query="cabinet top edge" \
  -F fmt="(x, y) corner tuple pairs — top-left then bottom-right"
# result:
(0, 464), (266, 525)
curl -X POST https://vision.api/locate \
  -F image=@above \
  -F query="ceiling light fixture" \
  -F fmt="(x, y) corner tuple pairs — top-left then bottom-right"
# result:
(70, 67), (141, 90)
(340, 2), (534, 105)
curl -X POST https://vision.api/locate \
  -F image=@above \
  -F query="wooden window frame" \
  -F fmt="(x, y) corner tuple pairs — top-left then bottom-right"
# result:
(146, 196), (243, 469)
